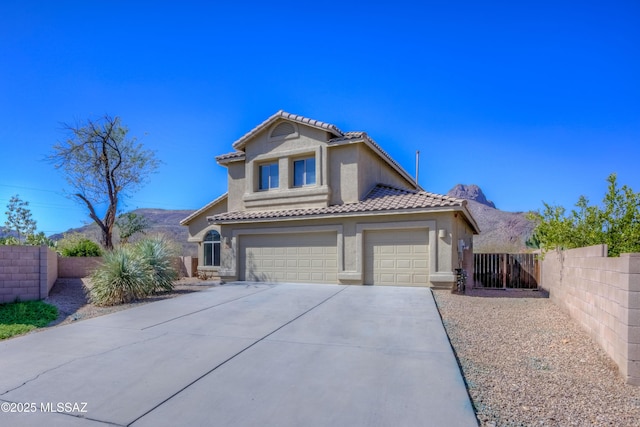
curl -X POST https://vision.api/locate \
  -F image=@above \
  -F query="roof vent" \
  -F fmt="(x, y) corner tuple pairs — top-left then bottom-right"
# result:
(271, 122), (296, 138)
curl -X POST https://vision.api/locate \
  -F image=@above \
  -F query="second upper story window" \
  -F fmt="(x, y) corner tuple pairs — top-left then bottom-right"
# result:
(259, 162), (279, 190)
(293, 157), (316, 187)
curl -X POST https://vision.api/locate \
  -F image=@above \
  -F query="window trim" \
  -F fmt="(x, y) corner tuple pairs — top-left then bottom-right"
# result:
(203, 230), (221, 267)
(293, 156), (316, 188)
(258, 161), (279, 191)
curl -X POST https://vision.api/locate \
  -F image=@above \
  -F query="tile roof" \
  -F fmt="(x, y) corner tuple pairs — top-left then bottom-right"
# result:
(208, 184), (466, 223)
(222, 111), (418, 188)
(231, 110), (343, 150)
(216, 151), (245, 163)
(180, 193), (228, 225)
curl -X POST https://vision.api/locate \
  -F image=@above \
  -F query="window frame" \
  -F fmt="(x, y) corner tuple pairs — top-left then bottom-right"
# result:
(258, 161), (279, 191)
(203, 230), (221, 267)
(293, 156), (316, 187)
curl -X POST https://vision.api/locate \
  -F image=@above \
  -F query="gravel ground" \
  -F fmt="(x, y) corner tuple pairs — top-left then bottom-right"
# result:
(433, 288), (640, 427)
(44, 277), (218, 327)
(40, 282), (640, 425)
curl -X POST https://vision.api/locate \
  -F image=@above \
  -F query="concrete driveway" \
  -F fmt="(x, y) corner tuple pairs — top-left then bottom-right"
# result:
(0, 283), (477, 426)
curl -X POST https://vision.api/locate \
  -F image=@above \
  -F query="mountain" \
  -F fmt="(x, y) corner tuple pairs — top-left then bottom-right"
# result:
(447, 184), (496, 208)
(50, 209), (197, 256)
(0, 227), (19, 240)
(448, 185), (535, 253)
(47, 186), (533, 255)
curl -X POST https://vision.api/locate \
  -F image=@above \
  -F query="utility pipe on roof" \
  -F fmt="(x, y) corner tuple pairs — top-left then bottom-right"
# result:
(415, 150), (420, 187)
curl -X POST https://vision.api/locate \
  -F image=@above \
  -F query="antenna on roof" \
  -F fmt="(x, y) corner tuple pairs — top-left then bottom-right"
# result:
(415, 150), (420, 187)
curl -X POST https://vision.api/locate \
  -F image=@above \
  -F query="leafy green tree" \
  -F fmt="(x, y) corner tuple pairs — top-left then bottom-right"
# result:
(48, 115), (159, 250)
(4, 194), (37, 243)
(56, 233), (102, 257)
(116, 212), (149, 244)
(25, 232), (56, 248)
(529, 174), (640, 257)
(0, 236), (19, 245)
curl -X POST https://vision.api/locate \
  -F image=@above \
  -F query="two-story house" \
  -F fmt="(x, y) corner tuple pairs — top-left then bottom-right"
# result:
(181, 111), (479, 288)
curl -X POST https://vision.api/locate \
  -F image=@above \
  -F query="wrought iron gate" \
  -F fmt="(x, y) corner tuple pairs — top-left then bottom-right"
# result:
(473, 253), (539, 289)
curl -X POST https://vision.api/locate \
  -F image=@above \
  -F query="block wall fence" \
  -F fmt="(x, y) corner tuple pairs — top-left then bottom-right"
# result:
(0, 249), (197, 304)
(540, 245), (640, 385)
(0, 246), (58, 304)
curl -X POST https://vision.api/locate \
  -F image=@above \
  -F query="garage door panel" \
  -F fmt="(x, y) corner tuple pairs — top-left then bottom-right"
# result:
(397, 273), (412, 282)
(364, 229), (429, 287)
(414, 260), (428, 269)
(380, 273), (396, 282)
(397, 260), (411, 269)
(380, 259), (395, 268)
(240, 233), (338, 284)
(380, 247), (395, 255)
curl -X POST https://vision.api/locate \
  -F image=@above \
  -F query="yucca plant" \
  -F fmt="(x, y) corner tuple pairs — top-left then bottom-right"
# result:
(134, 235), (179, 293)
(89, 246), (151, 306)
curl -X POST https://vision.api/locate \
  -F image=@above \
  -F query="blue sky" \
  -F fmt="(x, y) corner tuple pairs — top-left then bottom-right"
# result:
(1, 1), (638, 235)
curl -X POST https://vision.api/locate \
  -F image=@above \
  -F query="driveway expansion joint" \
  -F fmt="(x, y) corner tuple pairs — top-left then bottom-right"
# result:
(140, 286), (272, 331)
(128, 285), (348, 425)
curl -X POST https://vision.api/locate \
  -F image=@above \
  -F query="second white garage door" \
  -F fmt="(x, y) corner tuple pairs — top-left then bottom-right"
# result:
(239, 233), (338, 284)
(364, 229), (429, 286)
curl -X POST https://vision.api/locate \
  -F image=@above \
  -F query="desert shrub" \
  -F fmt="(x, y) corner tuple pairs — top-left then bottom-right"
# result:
(89, 246), (151, 306)
(134, 235), (178, 293)
(89, 235), (179, 305)
(58, 233), (102, 257)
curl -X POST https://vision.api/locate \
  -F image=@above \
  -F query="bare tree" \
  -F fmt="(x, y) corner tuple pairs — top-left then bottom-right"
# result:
(49, 115), (159, 250)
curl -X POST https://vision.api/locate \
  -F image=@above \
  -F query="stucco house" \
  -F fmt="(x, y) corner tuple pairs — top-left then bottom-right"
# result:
(181, 111), (479, 288)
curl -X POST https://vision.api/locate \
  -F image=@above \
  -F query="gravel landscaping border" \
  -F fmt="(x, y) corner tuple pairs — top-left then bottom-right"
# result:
(434, 289), (640, 427)
(44, 277), (218, 327)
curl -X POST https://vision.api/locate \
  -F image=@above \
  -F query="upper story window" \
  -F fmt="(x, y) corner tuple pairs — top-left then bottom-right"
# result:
(259, 162), (279, 190)
(293, 157), (316, 187)
(203, 230), (221, 267)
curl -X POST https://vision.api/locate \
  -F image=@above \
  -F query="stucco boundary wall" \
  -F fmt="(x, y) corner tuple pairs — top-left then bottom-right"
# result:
(57, 257), (102, 278)
(0, 246), (58, 304)
(59, 257), (196, 279)
(540, 244), (640, 385)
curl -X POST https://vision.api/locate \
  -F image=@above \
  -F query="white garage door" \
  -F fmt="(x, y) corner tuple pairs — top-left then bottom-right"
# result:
(364, 229), (429, 286)
(240, 233), (338, 283)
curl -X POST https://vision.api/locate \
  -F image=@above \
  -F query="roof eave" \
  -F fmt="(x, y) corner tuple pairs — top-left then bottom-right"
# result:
(216, 155), (246, 166)
(231, 110), (344, 150)
(459, 202), (481, 234)
(206, 205), (468, 225)
(180, 193), (228, 226)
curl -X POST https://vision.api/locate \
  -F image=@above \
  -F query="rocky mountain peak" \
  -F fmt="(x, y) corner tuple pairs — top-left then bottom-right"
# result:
(447, 184), (496, 209)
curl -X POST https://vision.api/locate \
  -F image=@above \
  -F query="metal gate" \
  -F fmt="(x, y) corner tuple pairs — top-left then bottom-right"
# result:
(473, 253), (539, 289)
